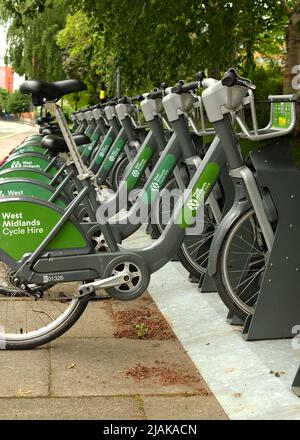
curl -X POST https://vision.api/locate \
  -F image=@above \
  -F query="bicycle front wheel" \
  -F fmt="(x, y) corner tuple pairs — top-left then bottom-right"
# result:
(153, 178), (218, 278)
(214, 209), (268, 320)
(0, 262), (87, 349)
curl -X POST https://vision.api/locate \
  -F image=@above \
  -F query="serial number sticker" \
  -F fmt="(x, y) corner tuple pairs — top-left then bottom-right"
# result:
(43, 275), (64, 283)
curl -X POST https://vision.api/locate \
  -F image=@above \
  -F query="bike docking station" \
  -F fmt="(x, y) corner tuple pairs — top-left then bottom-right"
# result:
(246, 131), (300, 395)
(292, 368), (300, 396)
(199, 86), (300, 395)
(242, 137), (300, 340)
(236, 94), (300, 341)
(205, 92), (300, 341)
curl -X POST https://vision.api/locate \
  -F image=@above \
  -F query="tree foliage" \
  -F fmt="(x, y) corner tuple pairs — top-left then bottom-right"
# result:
(0, 0), (299, 103)
(0, 0), (47, 24)
(74, 0), (295, 95)
(0, 0), (68, 81)
(0, 88), (8, 114)
(5, 90), (31, 114)
(56, 10), (104, 102)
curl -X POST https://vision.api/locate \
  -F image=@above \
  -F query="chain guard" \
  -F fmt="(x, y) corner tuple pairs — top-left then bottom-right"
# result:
(103, 255), (150, 301)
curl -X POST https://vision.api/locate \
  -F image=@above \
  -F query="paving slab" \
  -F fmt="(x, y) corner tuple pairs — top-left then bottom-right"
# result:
(0, 396), (144, 420)
(50, 337), (210, 397)
(61, 300), (115, 339)
(0, 349), (49, 397)
(148, 261), (300, 420)
(142, 395), (227, 420)
(0, 129), (228, 419)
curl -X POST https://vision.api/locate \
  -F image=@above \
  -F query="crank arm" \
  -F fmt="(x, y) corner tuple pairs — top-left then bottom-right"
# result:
(78, 273), (130, 296)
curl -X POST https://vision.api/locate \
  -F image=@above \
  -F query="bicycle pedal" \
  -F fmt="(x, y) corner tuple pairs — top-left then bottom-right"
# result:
(78, 273), (130, 296)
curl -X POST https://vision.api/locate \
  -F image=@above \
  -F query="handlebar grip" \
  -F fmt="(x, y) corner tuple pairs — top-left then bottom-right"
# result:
(131, 95), (144, 103)
(147, 90), (163, 100)
(172, 81), (199, 94)
(160, 82), (169, 90)
(118, 96), (129, 104)
(221, 68), (255, 89)
(221, 70), (237, 87)
(105, 99), (117, 106)
(196, 71), (206, 83)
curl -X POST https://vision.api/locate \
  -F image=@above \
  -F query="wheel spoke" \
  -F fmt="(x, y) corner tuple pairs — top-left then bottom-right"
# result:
(221, 210), (268, 316)
(0, 262), (85, 347)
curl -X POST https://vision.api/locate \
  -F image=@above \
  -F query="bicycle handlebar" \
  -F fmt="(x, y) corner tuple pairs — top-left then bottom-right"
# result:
(171, 80), (199, 94)
(221, 68), (255, 90)
(147, 90), (163, 100)
(130, 95), (144, 103)
(117, 95), (143, 105)
(160, 82), (169, 90)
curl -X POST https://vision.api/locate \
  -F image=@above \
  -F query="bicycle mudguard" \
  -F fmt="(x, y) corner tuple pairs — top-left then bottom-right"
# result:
(13, 145), (47, 155)
(207, 182), (252, 277)
(0, 197), (91, 264)
(0, 179), (67, 208)
(106, 151), (127, 187)
(0, 153), (59, 176)
(18, 140), (43, 146)
(0, 168), (53, 185)
(14, 144), (43, 151)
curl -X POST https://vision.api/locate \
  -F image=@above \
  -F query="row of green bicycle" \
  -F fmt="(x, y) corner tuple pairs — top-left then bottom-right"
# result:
(0, 71), (296, 357)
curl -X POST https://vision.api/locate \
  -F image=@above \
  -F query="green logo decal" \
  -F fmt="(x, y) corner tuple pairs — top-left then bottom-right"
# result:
(0, 182), (66, 208)
(91, 132), (100, 142)
(0, 200), (87, 261)
(1, 156), (58, 176)
(82, 132), (101, 158)
(103, 138), (126, 171)
(15, 146), (46, 155)
(142, 154), (177, 205)
(272, 102), (292, 129)
(94, 136), (114, 165)
(178, 162), (220, 229)
(126, 147), (154, 190)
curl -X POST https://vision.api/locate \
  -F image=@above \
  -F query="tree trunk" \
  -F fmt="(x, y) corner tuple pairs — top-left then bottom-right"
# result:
(283, 1), (300, 132)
